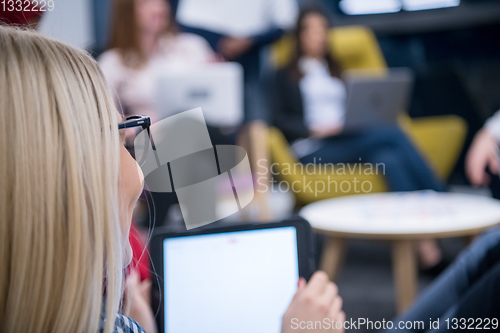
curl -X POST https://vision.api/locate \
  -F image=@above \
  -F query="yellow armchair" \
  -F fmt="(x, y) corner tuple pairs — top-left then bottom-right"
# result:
(268, 126), (388, 206)
(267, 26), (467, 207)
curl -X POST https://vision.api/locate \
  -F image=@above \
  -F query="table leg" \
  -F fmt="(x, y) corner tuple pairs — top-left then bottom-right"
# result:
(466, 234), (478, 245)
(320, 237), (346, 281)
(392, 240), (417, 314)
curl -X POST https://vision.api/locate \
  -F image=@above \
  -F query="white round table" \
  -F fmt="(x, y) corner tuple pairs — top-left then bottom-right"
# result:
(299, 191), (500, 313)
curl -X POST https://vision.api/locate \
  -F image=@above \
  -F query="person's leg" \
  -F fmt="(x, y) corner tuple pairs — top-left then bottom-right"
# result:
(299, 133), (369, 165)
(361, 126), (447, 192)
(237, 48), (268, 122)
(386, 227), (500, 332)
(299, 131), (420, 191)
(425, 261), (500, 332)
(359, 126), (449, 270)
(300, 133), (422, 191)
(301, 127), (445, 192)
(365, 146), (421, 191)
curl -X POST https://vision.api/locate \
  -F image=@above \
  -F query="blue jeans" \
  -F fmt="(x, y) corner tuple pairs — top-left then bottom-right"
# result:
(300, 126), (446, 192)
(387, 227), (500, 332)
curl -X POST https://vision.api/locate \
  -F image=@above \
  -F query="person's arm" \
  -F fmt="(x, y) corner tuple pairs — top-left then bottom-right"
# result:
(251, 28), (284, 48)
(466, 110), (500, 186)
(272, 70), (310, 143)
(218, 0), (297, 60)
(217, 28), (285, 60)
(123, 270), (157, 333)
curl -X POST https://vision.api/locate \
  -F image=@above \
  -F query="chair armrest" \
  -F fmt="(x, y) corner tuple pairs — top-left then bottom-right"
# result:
(399, 115), (468, 180)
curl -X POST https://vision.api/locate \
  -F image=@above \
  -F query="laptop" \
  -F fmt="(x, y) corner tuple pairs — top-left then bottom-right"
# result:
(342, 68), (414, 132)
(156, 62), (244, 127)
(150, 218), (315, 333)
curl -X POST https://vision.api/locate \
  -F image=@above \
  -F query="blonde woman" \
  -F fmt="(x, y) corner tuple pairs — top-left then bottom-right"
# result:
(0, 26), (344, 333)
(0, 26), (151, 332)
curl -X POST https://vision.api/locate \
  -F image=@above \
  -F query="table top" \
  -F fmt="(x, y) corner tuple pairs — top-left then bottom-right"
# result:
(299, 191), (500, 239)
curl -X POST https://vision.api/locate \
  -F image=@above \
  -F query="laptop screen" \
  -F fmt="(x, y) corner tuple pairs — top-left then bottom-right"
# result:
(163, 226), (299, 333)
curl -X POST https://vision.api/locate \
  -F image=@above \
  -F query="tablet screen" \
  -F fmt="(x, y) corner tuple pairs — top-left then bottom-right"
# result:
(163, 226), (299, 333)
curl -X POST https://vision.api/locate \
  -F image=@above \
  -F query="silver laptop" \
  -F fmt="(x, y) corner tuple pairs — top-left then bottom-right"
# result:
(342, 68), (414, 132)
(156, 62), (244, 127)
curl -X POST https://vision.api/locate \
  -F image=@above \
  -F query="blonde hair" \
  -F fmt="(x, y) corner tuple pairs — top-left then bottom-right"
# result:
(0, 26), (123, 333)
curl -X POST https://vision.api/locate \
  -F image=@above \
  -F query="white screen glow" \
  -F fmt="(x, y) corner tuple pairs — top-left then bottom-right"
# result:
(402, 0), (460, 11)
(339, 0), (460, 15)
(163, 227), (299, 333)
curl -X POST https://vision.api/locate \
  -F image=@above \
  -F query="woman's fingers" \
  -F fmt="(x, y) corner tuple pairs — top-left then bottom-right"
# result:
(139, 278), (152, 304)
(281, 271), (345, 333)
(333, 311), (346, 331)
(466, 129), (498, 186)
(329, 294), (343, 318)
(306, 271), (330, 296)
(318, 282), (338, 309)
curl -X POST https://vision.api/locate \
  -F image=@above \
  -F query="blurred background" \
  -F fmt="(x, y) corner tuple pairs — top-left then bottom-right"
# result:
(31, 0), (500, 183)
(4, 0), (500, 331)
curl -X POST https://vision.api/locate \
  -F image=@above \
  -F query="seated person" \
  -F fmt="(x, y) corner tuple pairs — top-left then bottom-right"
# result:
(176, 0), (298, 121)
(385, 110), (500, 331)
(273, 8), (446, 195)
(466, 110), (500, 198)
(99, 0), (223, 227)
(273, 8), (447, 272)
(0, 25), (344, 333)
(378, 116), (500, 332)
(99, 0), (216, 123)
(385, 226), (500, 332)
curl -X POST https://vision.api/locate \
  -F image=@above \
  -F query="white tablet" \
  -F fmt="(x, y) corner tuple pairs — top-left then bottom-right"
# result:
(150, 218), (314, 333)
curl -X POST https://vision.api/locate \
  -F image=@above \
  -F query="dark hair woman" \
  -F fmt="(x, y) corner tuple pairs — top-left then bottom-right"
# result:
(272, 8), (447, 272)
(273, 8), (446, 194)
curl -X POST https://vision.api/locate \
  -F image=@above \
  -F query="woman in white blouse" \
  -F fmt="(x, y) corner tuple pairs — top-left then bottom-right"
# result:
(273, 8), (447, 272)
(98, 0), (221, 230)
(99, 0), (216, 123)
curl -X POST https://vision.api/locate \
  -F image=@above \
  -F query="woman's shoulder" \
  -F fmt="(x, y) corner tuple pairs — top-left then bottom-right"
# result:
(160, 32), (215, 62)
(97, 49), (124, 67)
(174, 32), (211, 46)
(112, 314), (147, 333)
(171, 32), (214, 55)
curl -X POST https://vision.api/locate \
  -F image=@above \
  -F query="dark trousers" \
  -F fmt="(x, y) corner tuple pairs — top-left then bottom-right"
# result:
(386, 227), (500, 332)
(300, 125), (447, 192)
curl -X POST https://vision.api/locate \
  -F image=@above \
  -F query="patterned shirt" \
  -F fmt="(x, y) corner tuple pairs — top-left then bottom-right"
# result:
(100, 314), (147, 333)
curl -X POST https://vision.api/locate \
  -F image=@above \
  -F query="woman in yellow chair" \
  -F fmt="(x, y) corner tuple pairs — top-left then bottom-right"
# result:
(273, 8), (446, 196)
(273, 8), (447, 272)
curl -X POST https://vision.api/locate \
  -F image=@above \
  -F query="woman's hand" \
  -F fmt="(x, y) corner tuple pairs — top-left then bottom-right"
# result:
(217, 37), (253, 60)
(123, 270), (157, 333)
(281, 271), (345, 333)
(310, 126), (343, 139)
(465, 128), (499, 187)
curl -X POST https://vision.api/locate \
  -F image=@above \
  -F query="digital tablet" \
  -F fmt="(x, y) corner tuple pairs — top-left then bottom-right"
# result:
(150, 218), (315, 333)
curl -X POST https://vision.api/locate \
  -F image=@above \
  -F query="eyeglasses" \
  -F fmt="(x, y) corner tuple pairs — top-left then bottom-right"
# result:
(118, 115), (152, 166)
